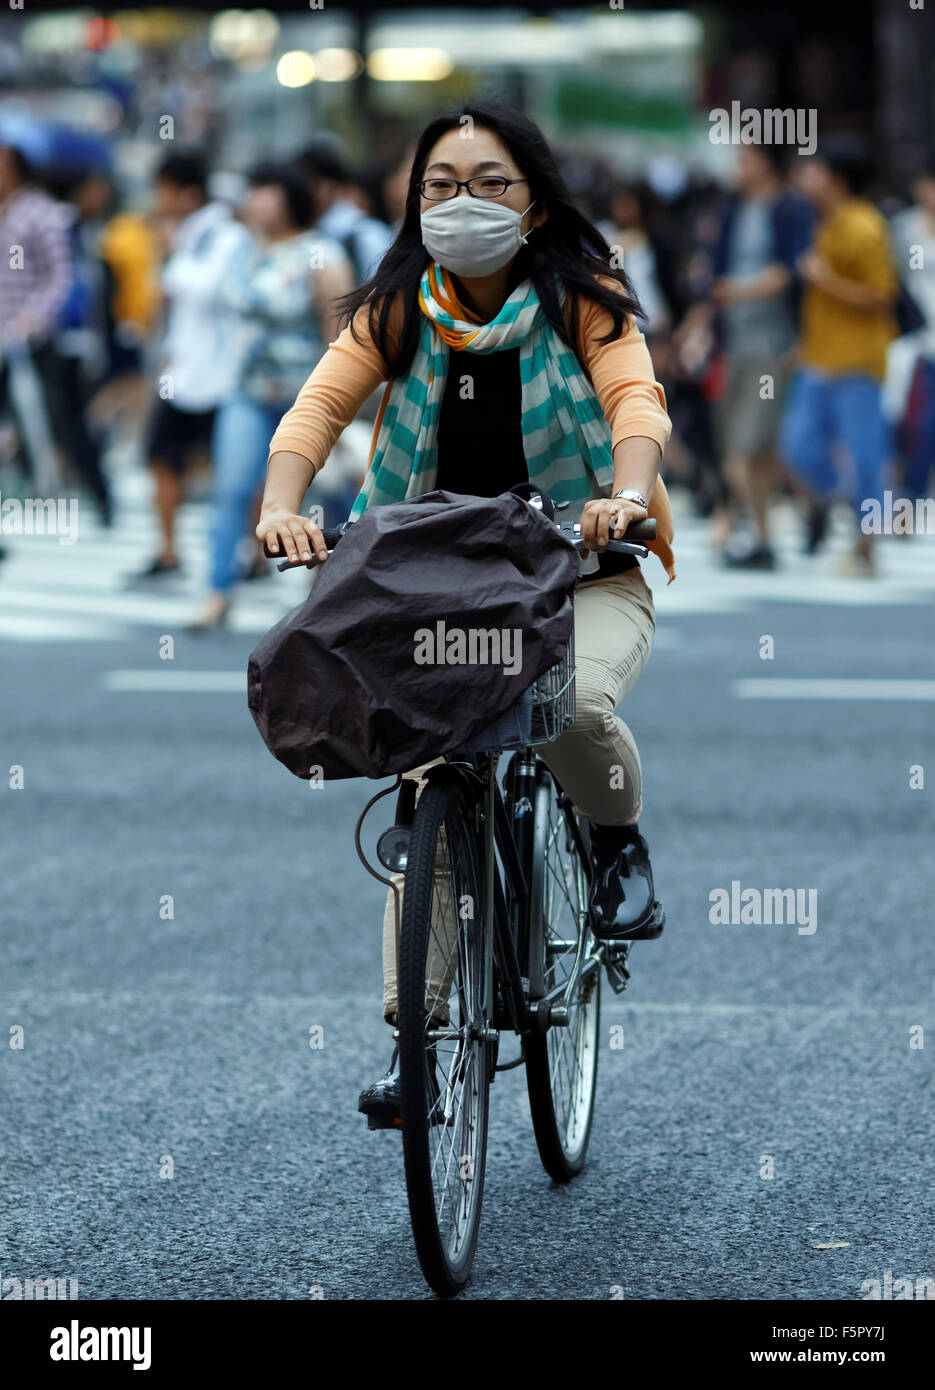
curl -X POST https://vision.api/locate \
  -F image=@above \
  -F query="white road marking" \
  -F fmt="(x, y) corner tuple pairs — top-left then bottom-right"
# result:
(0, 614), (129, 641)
(0, 583), (292, 631)
(103, 670), (246, 692)
(734, 678), (935, 701)
(3, 474), (935, 643)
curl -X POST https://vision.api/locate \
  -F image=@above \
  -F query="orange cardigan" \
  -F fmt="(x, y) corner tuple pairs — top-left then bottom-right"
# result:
(269, 285), (676, 582)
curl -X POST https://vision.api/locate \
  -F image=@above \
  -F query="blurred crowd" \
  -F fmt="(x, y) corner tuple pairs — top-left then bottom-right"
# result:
(0, 124), (933, 622)
(587, 139), (935, 578)
(0, 136), (406, 625)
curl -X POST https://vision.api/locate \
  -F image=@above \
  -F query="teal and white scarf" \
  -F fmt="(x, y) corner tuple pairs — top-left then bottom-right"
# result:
(348, 263), (615, 523)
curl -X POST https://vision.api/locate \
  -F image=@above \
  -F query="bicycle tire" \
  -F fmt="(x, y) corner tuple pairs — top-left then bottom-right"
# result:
(398, 775), (490, 1296)
(525, 769), (600, 1181)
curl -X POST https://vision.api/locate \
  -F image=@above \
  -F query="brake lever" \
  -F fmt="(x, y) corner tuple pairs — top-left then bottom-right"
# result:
(276, 555), (319, 572)
(559, 521), (649, 558)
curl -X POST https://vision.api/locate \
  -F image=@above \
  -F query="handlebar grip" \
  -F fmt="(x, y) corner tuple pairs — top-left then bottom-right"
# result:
(262, 522), (349, 565)
(613, 517), (656, 541)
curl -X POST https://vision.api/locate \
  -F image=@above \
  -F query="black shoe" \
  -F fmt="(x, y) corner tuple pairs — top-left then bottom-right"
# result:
(587, 821), (665, 941)
(358, 1045), (402, 1130)
(724, 542), (776, 570)
(127, 555), (181, 584)
(804, 501), (830, 556)
(357, 1041), (445, 1130)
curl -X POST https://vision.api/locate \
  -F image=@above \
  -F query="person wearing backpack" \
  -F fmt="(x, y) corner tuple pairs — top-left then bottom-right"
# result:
(299, 146), (394, 285)
(257, 105), (674, 1120)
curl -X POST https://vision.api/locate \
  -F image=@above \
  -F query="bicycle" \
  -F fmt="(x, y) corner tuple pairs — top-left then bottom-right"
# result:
(274, 501), (660, 1297)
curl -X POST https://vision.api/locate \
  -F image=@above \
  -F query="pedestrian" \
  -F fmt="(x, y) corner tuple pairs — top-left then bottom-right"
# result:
(889, 169), (935, 504)
(186, 162), (353, 631)
(779, 142), (899, 576)
(131, 151), (251, 582)
(0, 144), (72, 495)
(47, 168), (116, 526)
(298, 145), (394, 285)
(91, 184), (161, 444)
(654, 171), (729, 526)
(599, 181), (675, 343)
(710, 144), (815, 569)
(381, 146), (415, 233)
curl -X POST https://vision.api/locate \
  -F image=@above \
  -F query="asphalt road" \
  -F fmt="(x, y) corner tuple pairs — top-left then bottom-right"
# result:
(3, 523), (935, 1300)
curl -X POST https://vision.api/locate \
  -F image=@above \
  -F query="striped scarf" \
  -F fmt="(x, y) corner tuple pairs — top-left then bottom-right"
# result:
(349, 264), (615, 523)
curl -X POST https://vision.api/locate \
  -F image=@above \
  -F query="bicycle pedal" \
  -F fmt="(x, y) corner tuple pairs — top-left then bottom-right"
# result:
(364, 1107), (450, 1130)
(603, 943), (631, 995)
(599, 901), (666, 944)
(365, 1111), (402, 1131)
(636, 901), (665, 940)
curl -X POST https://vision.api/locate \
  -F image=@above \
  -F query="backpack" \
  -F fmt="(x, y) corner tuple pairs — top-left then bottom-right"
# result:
(337, 221), (375, 285)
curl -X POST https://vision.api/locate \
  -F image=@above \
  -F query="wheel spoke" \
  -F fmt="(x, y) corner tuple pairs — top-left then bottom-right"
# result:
(415, 807), (486, 1264)
(530, 786), (599, 1164)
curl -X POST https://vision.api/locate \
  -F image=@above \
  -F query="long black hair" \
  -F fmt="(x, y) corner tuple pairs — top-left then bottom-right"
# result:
(340, 102), (643, 375)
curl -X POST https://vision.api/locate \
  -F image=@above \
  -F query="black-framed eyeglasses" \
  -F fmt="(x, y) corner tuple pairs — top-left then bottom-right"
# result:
(419, 176), (529, 201)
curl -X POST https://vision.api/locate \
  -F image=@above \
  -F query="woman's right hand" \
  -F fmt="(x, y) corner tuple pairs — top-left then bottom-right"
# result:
(256, 509), (329, 565)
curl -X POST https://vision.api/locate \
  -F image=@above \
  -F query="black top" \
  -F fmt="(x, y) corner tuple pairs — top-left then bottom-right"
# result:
(434, 347), (638, 582)
(435, 347), (527, 496)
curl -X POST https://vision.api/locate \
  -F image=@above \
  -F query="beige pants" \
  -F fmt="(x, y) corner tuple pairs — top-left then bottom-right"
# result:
(382, 567), (656, 1022)
(539, 566), (656, 825)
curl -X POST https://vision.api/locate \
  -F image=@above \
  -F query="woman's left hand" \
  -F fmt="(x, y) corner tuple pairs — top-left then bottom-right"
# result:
(579, 497), (648, 557)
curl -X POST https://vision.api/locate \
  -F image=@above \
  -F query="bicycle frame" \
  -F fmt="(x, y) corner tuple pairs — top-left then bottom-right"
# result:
(420, 746), (604, 1048)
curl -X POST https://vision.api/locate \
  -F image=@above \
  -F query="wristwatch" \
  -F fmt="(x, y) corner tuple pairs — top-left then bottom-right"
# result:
(613, 488), (648, 509)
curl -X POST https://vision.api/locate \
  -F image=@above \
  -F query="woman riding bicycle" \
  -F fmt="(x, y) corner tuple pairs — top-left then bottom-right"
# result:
(256, 104), (676, 1118)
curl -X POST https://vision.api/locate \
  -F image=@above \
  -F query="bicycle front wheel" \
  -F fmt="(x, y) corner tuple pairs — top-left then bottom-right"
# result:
(525, 769), (600, 1181)
(397, 774), (490, 1297)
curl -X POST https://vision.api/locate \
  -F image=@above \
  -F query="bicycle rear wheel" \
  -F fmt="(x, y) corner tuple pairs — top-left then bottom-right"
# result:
(398, 774), (490, 1296)
(525, 769), (600, 1180)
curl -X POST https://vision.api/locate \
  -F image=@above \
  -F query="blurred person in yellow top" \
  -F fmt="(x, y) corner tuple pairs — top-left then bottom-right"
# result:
(799, 193), (896, 380)
(80, 177), (161, 441)
(99, 209), (160, 341)
(780, 141), (898, 575)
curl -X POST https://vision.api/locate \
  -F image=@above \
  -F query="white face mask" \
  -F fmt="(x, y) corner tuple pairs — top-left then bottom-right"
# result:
(420, 195), (536, 277)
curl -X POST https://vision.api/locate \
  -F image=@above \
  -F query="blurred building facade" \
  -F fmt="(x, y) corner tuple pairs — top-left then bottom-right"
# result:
(0, 3), (931, 201)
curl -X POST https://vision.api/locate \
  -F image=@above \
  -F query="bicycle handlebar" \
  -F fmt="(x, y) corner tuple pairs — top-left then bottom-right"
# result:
(263, 524), (348, 569)
(266, 513), (656, 571)
(560, 516), (656, 550)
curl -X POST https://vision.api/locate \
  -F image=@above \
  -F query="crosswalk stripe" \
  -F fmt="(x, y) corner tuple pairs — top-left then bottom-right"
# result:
(0, 613), (129, 641)
(3, 469), (935, 643)
(103, 670), (247, 691)
(0, 583), (294, 628)
(733, 678), (935, 700)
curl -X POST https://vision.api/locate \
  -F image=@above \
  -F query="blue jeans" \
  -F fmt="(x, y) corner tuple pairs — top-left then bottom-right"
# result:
(905, 356), (935, 498)
(208, 394), (289, 594)
(779, 369), (888, 511)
